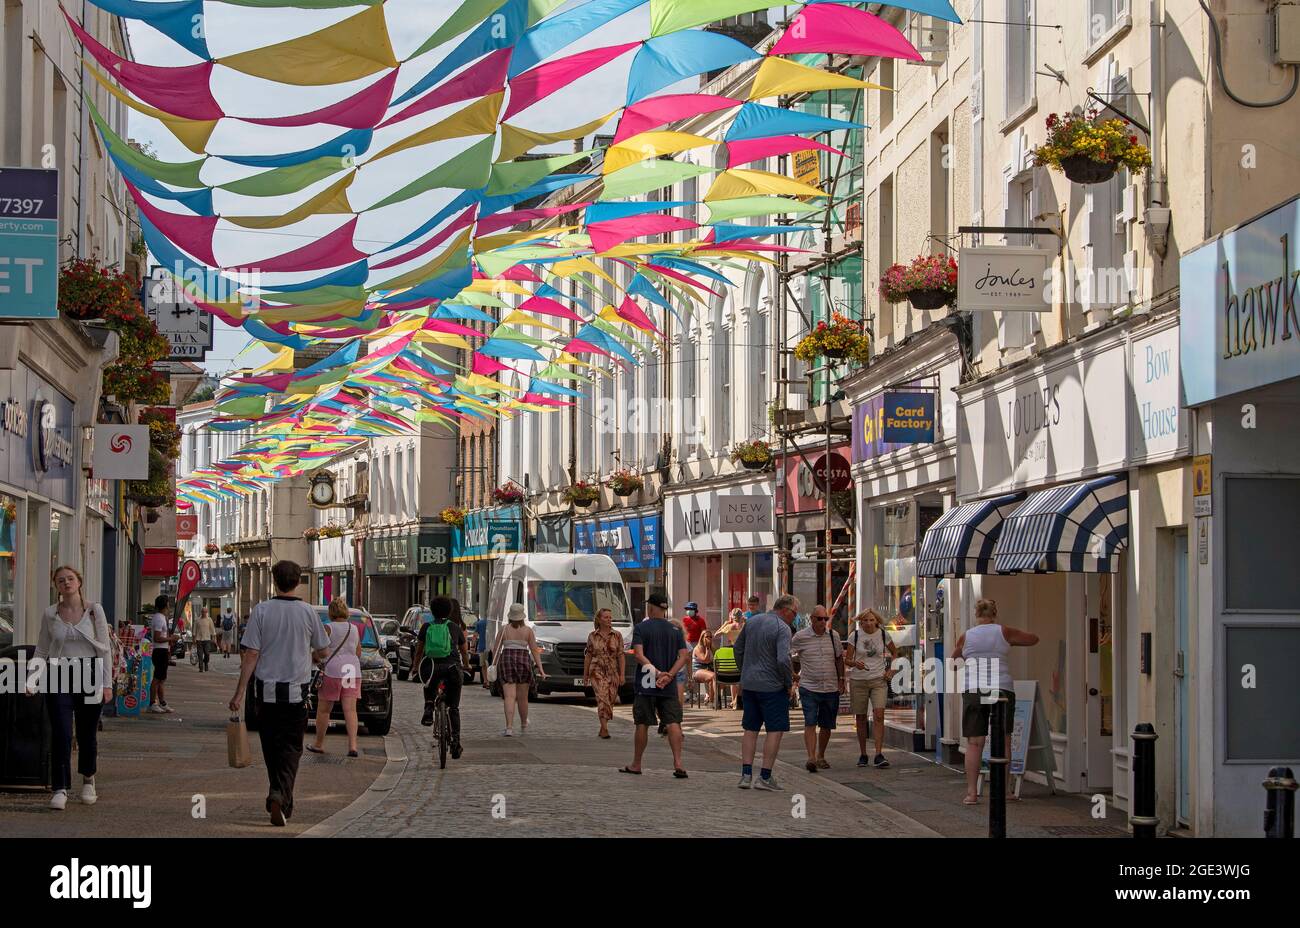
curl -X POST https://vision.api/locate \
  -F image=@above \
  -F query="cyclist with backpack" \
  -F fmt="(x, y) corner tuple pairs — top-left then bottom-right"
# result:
(414, 596), (469, 758)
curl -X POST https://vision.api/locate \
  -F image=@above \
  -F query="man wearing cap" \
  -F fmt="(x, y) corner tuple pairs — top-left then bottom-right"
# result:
(620, 589), (689, 779)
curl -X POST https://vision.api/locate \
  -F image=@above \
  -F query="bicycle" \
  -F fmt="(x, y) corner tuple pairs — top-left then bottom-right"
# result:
(431, 680), (452, 770)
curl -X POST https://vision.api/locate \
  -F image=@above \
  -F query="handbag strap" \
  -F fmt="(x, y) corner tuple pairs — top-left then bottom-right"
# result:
(321, 623), (351, 668)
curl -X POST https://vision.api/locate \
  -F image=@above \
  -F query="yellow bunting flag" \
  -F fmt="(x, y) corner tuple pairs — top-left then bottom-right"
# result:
(218, 5), (399, 86)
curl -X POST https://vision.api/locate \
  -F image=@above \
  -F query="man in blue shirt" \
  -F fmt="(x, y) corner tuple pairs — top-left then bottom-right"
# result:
(620, 589), (689, 778)
(734, 594), (799, 791)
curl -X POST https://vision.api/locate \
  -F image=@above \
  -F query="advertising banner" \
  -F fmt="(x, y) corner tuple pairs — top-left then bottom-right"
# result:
(0, 167), (59, 319)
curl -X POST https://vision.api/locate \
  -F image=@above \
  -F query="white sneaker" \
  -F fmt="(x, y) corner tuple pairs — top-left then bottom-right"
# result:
(503, 727), (513, 737)
(754, 775), (783, 791)
(50, 790), (68, 811)
(162, 704), (174, 713)
(149, 704), (167, 714)
(81, 779), (97, 804)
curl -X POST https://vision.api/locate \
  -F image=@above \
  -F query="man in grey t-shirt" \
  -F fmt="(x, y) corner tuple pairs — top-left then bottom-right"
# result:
(230, 560), (328, 827)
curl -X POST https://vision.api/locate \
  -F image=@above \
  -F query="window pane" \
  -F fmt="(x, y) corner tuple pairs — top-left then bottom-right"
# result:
(1225, 478), (1300, 610)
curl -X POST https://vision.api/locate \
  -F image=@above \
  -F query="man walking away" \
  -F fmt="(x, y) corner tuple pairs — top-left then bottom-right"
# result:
(229, 561), (329, 827)
(415, 596), (469, 758)
(148, 596), (176, 713)
(734, 595), (798, 790)
(193, 609), (215, 672)
(620, 589), (689, 778)
(220, 608), (236, 657)
(790, 605), (845, 772)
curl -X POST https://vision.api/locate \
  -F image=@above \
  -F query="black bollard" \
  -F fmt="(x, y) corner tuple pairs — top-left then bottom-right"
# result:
(1263, 767), (1296, 838)
(989, 694), (1008, 838)
(1131, 723), (1158, 838)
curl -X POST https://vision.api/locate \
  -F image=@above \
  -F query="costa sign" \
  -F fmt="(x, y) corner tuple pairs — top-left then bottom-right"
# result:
(811, 450), (852, 493)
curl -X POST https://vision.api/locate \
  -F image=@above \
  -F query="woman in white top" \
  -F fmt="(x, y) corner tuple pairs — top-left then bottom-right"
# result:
(30, 566), (112, 810)
(951, 598), (1039, 805)
(307, 597), (363, 757)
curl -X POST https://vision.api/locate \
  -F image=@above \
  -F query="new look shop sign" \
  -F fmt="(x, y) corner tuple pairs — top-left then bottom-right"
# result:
(666, 481), (775, 554)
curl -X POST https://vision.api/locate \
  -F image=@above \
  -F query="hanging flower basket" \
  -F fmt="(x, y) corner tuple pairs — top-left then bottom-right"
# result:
(1032, 110), (1150, 184)
(880, 254), (958, 310)
(303, 527), (320, 541)
(607, 469), (644, 498)
(563, 482), (600, 507)
(204, 543), (219, 555)
(221, 543), (237, 556)
(730, 439), (773, 471)
(440, 507), (467, 528)
(493, 483), (525, 505)
(793, 313), (870, 366)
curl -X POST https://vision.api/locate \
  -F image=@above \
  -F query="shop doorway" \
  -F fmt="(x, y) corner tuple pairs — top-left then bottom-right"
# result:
(1085, 574), (1114, 790)
(1173, 530), (1190, 826)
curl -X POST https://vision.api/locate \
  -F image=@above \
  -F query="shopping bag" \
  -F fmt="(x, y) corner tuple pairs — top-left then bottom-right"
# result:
(227, 714), (252, 768)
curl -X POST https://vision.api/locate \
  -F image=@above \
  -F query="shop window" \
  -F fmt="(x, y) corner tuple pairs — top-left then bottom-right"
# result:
(0, 494), (15, 648)
(870, 502), (917, 620)
(1005, 0), (1035, 119)
(1225, 626), (1300, 761)
(1225, 477), (1300, 611)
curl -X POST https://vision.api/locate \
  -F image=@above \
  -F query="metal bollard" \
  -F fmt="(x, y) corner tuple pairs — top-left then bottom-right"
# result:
(989, 694), (1008, 838)
(1263, 767), (1296, 838)
(1131, 723), (1158, 838)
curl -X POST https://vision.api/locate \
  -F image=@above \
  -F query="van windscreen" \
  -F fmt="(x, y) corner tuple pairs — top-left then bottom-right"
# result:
(528, 581), (630, 623)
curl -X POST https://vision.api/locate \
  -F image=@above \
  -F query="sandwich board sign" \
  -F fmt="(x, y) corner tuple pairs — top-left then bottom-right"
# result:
(979, 680), (1057, 799)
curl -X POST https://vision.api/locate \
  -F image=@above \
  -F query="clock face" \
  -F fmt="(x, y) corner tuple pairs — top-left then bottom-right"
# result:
(310, 480), (334, 506)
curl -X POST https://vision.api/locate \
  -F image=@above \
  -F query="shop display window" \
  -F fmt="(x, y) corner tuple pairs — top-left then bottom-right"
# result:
(0, 494), (15, 648)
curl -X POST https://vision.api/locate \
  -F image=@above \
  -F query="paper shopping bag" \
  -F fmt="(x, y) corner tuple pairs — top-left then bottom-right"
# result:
(227, 715), (252, 768)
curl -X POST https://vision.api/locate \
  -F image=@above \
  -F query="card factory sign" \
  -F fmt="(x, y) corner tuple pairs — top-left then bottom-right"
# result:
(957, 245), (1054, 311)
(1180, 195), (1300, 406)
(957, 340), (1128, 499)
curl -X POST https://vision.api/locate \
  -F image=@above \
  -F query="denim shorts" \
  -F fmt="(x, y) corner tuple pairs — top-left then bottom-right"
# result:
(741, 688), (791, 733)
(799, 688), (840, 730)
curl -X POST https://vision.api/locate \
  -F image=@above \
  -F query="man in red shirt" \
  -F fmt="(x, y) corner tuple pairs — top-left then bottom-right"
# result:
(681, 602), (706, 646)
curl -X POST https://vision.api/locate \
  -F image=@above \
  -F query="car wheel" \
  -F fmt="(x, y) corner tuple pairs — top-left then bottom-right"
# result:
(367, 710), (392, 737)
(397, 664), (409, 681)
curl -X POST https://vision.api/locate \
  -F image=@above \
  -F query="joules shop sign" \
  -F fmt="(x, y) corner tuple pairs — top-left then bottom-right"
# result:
(1181, 196), (1300, 405)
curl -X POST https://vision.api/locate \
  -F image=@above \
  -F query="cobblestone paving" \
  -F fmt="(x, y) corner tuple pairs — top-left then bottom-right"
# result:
(333, 680), (935, 838)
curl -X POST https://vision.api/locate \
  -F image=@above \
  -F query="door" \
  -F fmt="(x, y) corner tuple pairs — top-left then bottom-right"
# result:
(1174, 531), (1190, 826)
(1084, 573), (1114, 789)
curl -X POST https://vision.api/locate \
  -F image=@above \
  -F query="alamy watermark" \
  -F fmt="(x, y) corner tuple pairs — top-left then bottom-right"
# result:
(887, 656), (1007, 703)
(1, 656), (110, 701)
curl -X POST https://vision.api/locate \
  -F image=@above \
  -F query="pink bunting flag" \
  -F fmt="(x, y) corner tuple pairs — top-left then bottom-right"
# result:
(644, 263), (724, 297)
(771, 5), (924, 60)
(521, 393), (573, 407)
(726, 135), (845, 169)
(562, 337), (613, 359)
(64, 11), (223, 120)
(474, 202), (593, 236)
(243, 70), (399, 129)
(250, 217), (368, 272)
(379, 47), (512, 128)
(504, 42), (641, 120)
(422, 319), (483, 338)
(519, 296), (586, 323)
(125, 181), (220, 266)
(472, 354), (519, 376)
(371, 205), (478, 270)
(500, 265), (543, 283)
(615, 295), (662, 337)
(613, 93), (740, 144)
(588, 214), (697, 254)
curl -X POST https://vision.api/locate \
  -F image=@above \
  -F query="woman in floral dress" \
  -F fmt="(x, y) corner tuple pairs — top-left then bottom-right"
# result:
(583, 608), (625, 739)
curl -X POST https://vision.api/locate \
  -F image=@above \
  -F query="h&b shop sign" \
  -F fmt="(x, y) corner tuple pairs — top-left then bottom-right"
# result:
(1181, 195), (1300, 405)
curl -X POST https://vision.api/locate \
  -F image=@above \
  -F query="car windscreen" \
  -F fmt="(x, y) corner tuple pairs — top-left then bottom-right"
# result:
(376, 620), (399, 636)
(528, 581), (630, 623)
(318, 610), (380, 648)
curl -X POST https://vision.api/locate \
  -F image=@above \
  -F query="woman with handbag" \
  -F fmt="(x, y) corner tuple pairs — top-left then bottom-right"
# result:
(29, 566), (112, 810)
(306, 598), (362, 758)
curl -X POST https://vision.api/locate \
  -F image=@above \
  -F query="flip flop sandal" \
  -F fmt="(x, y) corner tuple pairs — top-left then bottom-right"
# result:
(806, 761), (819, 772)
(306, 745), (325, 754)
(347, 750), (359, 758)
(599, 733), (611, 739)
(673, 769), (689, 779)
(962, 796), (979, 805)
(816, 759), (831, 769)
(618, 766), (642, 775)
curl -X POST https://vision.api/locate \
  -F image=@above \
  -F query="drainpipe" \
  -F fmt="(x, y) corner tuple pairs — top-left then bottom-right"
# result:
(1145, 0), (1172, 262)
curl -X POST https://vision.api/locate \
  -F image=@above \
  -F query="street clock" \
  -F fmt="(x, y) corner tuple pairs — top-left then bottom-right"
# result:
(309, 471), (336, 508)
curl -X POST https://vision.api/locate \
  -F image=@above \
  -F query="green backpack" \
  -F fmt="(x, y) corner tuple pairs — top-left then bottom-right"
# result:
(424, 620), (453, 660)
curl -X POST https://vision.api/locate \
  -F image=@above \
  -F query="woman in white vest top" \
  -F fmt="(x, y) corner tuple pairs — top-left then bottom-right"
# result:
(951, 598), (1039, 805)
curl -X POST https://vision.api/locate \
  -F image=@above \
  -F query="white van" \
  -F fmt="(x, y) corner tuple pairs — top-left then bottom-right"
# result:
(483, 553), (636, 700)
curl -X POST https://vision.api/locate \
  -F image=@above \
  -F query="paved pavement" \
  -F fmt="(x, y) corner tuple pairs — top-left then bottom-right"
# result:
(0, 651), (384, 837)
(318, 677), (938, 838)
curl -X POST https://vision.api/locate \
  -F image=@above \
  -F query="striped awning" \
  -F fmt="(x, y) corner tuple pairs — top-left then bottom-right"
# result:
(916, 492), (1027, 578)
(993, 475), (1129, 574)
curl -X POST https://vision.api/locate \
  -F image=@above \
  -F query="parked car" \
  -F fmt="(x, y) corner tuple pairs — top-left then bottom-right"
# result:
(244, 605), (392, 736)
(374, 617), (400, 670)
(482, 554), (636, 702)
(396, 605), (431, 681)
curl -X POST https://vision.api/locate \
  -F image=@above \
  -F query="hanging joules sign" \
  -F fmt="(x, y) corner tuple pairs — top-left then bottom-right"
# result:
(958, 246), (1053, 311)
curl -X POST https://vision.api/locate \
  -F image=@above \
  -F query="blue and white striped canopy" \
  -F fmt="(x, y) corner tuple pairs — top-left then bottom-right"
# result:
(917, 492), (1027, 578)
(992, 475), (1129, 574)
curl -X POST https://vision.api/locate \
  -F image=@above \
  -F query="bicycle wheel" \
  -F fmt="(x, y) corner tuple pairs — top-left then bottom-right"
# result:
(437, 705), (449, 769)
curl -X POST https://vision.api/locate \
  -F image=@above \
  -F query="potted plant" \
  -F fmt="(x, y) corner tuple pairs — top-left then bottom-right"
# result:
(731, 439), (773, 471)
(880, 254), (959, 311)
(222, 543), (236, 555)
(794, 313), (871, 366)
(319, 524), (344, 538)
(563, 481), (600, 507)
(493, 483), (525, 505)
(303, 526), (320, 541)
(440, 506), (467, 527)
(607, 469), (644, 498)
(1032, 110), (1150, 184)
(204, 542), (219, 555)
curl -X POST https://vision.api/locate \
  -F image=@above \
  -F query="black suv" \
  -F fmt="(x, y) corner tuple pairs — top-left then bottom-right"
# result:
(245, 606), (393, 736)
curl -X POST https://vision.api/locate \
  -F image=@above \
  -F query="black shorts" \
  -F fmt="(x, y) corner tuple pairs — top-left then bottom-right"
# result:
(152, 649), (169, 681)
(961, 690), (1015, 738)
(633, 693), (682, 728)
